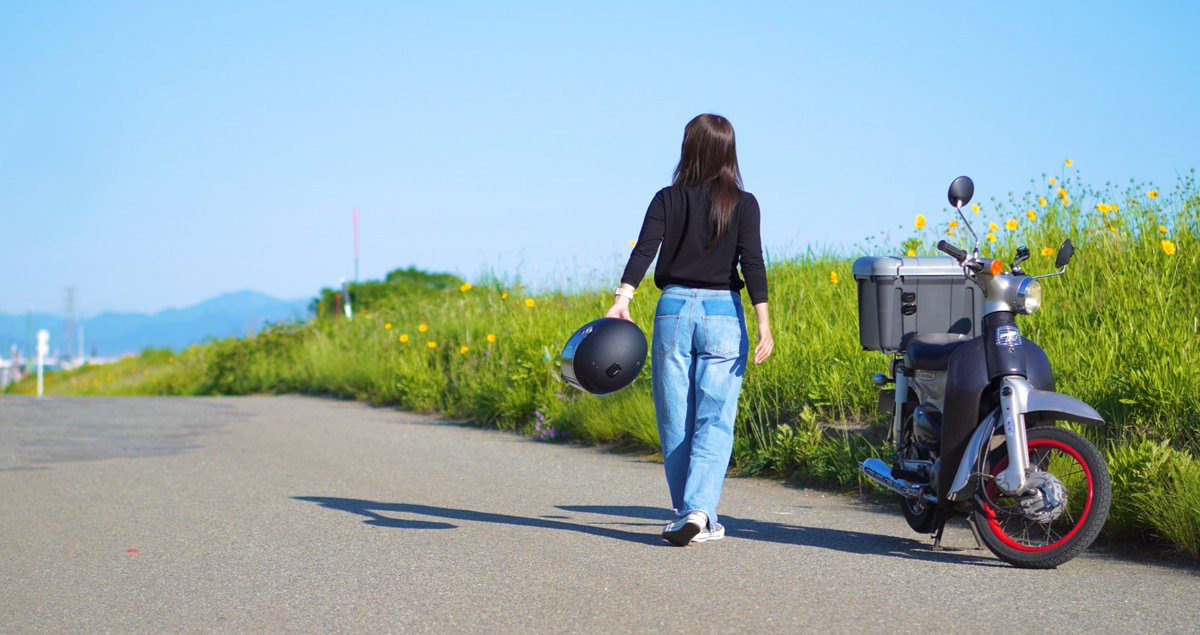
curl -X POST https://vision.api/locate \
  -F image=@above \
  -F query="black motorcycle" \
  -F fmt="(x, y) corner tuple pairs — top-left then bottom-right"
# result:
(855, 176), (1111, 569)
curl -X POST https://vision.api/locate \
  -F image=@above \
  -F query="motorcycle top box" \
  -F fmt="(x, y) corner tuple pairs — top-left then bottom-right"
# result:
(852, 255), (983, 353)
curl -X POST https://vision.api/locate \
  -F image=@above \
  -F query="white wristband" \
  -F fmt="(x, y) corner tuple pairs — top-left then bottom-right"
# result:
(614, 287), (634, 301)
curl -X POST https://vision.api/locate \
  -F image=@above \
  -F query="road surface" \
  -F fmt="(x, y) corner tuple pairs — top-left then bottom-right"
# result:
(1, 395), (1196, 633)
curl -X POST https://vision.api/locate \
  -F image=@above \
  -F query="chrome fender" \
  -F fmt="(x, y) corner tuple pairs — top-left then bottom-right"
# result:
(945, 377), (1104, 501)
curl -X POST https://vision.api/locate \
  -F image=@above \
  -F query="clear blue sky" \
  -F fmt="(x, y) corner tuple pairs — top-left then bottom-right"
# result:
(3, 1), (1197, 314)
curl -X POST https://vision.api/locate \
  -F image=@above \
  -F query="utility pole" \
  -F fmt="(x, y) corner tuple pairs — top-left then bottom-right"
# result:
(353, 207), (360, 284)
(64, 287), (76, 366)
(25, 311), (33, 375)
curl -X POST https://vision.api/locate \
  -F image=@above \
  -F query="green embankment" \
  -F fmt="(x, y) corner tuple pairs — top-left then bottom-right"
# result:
(11, 171), (1199, 557)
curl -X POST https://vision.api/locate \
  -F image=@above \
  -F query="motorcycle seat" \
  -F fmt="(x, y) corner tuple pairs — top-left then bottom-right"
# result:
(905, 333), (972, 371)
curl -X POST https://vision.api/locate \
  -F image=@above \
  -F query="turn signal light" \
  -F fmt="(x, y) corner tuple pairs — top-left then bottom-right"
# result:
(990, 259), (1004, 276)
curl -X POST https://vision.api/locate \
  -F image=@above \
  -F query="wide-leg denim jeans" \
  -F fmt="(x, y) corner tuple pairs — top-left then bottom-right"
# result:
(652, 285), (748, 529)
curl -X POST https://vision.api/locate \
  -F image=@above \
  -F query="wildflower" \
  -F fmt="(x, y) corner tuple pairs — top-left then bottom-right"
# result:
(986, 232), (997, 243)
(1006, 219), (1019, 231)
(399, 334), (410, 343)
(427, 341), (438, 349)
(1096, 203), (1111, 214)
(418, 323), (428, 333)
(460, 283), (473, 293)
(1039, 197), (1047, 208)
(1107, 223), (1117, 235)
(1147, 190), (1159, 199)
(988, 222), (999, 232)
(971, 203), (980, 214)
(168, 357), (175, 364)
(1162, 240), (1177, 256)
(486, 333), (496, 343)
(947, 229), (956, 237)
(1111, 202), (1119, 212)
(915, 214), (927, 229)
(1159, 225), (1168, 234)
(1065, 159), (1073, 167)
(1056, 187), (1068, 199)
(829, 271), (840, 285)
(524, 298), (536, 308)
(1049, 177), (1058, 186)
(384, 322), (392, 330)
(1041, 247), (1055, 257)
(459, 346), (470, 355)
(1063, 198), (1071, 207)
(906, 249), (917, 257)
(949, 220), (959, 229)
(629, 240), (636, 247)
(501, 292), (509, 300)
(1026, 209), (1037, 221)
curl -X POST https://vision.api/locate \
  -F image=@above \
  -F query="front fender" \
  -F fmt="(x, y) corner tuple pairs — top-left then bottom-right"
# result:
(1023, 389), (1105, 426)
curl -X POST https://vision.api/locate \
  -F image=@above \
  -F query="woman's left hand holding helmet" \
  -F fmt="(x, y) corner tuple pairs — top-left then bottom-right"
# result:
(752, 302), (773, 364)
(604, 284), (636, 322)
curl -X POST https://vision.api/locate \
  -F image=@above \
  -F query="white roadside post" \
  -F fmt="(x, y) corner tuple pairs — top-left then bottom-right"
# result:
(36, 329), (49, 398)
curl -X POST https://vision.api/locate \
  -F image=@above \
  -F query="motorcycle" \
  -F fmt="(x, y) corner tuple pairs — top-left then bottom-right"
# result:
(855, 176), (1111, 569)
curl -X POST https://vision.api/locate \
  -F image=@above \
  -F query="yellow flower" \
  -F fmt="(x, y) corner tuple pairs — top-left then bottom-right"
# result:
(501, 292), (509, 300)
(1039, 197), (1047, 208)
(486, 333), (496, 343)
(1026, 209), (1037, 221)
(1049, 177), (1058, 186)
(1065, 159), (1073, 167)
(1107, 223), (1117, 235)
(384, 322), (392, 330)
(949, 220), (959, 229)
(986, 232), (997, 243)
(829, 271), (839, 285)
(1063, 198), (1071, 207)
(399, 334), (410, 343)
(1056, 187), (1068, 199)
(1147, 190), (1159, 199)
(1111, 202), (1119, 212)
(971, 203), (980, 214)
(915, 214), (927, 229)
(524, 298), (536, 308)
(459, 346), (470, 355)
(1041, 247), (1055, 257)
(418, 323), (428, 333)
(1159, 225), (1168, 234)
(1096, 203), (1111, 214)
(1006, 219), (1019, 231)
(427, 341), (438, 349)
(629, 240), (636, 247)
(947, 229), (955, 237)
(906, 249), (917, 257)
(1162, 240), (1177, 256)
(460, 283), (473, 293)
(988, 222), (999, 232)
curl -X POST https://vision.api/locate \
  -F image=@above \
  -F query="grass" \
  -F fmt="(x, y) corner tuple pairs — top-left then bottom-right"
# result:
(10, 167), (1200, 557)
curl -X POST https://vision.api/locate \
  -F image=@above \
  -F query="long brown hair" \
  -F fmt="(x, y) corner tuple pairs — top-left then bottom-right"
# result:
(672, 113), (743, 244)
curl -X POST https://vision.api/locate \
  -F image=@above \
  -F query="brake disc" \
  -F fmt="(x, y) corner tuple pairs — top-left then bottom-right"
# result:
(1017, 471), (1068, 523)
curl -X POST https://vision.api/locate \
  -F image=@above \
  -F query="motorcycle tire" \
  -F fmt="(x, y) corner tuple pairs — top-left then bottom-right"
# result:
(972, 426), (1111, 569)
(895, 400), (936, 534)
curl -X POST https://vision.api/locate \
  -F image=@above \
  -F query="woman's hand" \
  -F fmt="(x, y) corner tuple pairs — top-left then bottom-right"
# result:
(605, 296), (632, 322)
(752, 302), (773, 364)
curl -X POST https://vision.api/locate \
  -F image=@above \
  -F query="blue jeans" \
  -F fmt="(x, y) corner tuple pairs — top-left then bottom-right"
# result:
(652, 285), (748, 529)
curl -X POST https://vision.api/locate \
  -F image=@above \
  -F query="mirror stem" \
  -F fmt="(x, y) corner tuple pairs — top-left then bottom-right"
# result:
(955, 207), (981, 255)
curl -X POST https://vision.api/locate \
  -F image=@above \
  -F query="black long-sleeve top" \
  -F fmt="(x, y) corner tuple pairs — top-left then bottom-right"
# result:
(620, 184), (768, 305)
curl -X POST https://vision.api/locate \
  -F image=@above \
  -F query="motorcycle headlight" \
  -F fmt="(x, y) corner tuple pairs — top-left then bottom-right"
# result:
(1016, 278), (1042, 315)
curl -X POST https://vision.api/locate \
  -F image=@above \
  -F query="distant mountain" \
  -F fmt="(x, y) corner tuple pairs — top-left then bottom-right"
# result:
(0, 290), (312, 359)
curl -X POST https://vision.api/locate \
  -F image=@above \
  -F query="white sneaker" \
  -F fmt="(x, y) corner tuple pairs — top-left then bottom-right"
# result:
(662, 511), (707, 546)
(693, 523), (725, 543)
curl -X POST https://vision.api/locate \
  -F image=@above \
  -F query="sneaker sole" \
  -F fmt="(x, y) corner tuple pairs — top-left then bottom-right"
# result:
(691, 531), (724, 544)
(663, 523), (702, 546)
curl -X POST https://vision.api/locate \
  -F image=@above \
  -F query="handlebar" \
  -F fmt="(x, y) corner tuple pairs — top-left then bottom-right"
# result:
(937, 240), (968, 262)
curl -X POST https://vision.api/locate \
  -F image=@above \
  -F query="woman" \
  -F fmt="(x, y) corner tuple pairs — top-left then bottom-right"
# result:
(605, 113), (773, 546)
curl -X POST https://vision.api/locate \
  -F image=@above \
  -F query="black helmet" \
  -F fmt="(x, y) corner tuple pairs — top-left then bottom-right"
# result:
(561, 318), (647, 395)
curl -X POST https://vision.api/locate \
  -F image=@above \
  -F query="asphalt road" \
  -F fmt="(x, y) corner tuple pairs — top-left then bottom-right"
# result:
(1, 395), (1197, 633)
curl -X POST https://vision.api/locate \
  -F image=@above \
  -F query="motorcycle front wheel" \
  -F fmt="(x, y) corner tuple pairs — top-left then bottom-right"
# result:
(973, 426), (1111, 569)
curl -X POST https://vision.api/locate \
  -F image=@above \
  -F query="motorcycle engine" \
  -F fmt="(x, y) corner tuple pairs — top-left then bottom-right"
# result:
(912, 404), (942, 450)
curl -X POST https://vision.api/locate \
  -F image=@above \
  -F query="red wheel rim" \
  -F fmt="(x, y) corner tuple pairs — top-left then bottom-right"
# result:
(983, 438), (1094, 553)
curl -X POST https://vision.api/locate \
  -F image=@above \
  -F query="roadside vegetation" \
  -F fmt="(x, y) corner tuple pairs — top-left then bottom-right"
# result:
(11, 166), (1198, 558)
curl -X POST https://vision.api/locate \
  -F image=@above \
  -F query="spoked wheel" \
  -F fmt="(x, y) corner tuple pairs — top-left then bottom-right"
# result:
(973, 426), (1111, 569)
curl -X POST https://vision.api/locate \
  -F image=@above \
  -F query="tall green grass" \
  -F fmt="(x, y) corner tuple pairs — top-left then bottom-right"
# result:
(12, 168), (1199, 556)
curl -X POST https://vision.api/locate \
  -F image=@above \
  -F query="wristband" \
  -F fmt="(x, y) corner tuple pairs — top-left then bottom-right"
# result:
(614, 287), (634, 301)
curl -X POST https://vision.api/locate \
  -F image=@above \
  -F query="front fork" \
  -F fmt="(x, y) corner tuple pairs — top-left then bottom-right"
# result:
(995, 376), (1033, 495)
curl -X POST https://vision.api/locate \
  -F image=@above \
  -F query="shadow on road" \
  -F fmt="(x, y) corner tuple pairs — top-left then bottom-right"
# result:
(559, 505), (1004, 567)
(295, 496), (1001, 565)
(294, 497), (663, 546)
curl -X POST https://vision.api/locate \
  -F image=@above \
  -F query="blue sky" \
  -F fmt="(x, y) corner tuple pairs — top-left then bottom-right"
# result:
(3, 1), (1197, 314)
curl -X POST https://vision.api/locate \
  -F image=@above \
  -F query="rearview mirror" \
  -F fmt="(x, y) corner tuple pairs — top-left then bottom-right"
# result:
(947, 176), (974, 209)
(1055, 239), (1075, 268)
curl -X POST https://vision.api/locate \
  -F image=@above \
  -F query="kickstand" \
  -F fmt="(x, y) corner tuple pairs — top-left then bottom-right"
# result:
(965, 515), (986, 550)
(930, 517), (947, 552)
